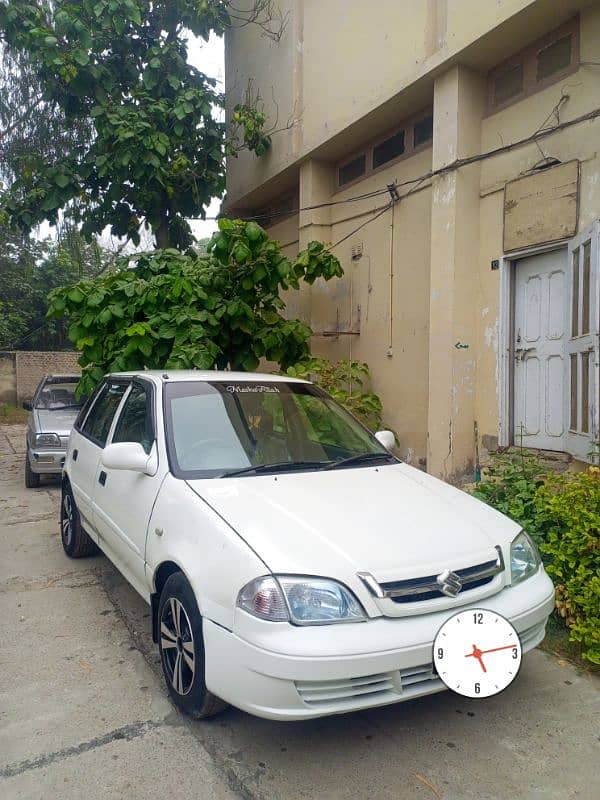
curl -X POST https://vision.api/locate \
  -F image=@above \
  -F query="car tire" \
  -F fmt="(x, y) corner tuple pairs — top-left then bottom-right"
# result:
(158, 572), (227, 719)
(60, 483), (98, 558)
(25, 453), (40, 488)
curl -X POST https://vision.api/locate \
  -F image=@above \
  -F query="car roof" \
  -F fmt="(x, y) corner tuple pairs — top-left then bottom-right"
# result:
(105, 370), (309, 384)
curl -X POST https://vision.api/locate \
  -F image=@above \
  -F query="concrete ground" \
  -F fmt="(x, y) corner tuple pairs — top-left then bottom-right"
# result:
(1, 424), (598, 800)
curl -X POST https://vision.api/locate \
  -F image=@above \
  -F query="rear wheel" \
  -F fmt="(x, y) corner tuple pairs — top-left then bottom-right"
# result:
(60, 483), (98, 558)
(158, 572), (227, 719)
(25, 454), (40, 488)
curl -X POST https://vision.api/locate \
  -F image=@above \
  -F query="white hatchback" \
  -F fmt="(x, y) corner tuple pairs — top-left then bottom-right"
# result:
(62, 371), (555, 720)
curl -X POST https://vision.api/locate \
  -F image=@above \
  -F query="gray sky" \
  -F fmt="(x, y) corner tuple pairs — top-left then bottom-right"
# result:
(187, 33), (225, 241)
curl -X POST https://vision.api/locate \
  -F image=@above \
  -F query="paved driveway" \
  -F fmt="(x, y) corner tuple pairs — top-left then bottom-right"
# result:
(1, 423), (598, 800)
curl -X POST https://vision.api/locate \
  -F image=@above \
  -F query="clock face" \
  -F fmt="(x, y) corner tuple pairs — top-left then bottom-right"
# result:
(433, 609), (522, 698)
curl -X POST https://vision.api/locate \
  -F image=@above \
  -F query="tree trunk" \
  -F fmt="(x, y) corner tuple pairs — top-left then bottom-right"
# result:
(156, 213), (170, 249)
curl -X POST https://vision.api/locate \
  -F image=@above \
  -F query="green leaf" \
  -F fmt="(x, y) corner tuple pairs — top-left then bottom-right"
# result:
(72, 49), (90, 66)
(55, 173), (70, 188)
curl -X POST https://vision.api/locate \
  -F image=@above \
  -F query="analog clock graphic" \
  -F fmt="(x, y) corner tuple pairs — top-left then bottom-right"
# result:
(433, 609), (522, 698)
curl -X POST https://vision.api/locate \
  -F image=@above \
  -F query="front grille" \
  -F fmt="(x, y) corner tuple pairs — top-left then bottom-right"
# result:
(378, 554), (503, 604)
(295, 672), (396, 706)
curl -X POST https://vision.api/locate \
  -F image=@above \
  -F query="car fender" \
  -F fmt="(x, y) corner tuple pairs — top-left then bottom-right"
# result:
(146, 473), (269, 631)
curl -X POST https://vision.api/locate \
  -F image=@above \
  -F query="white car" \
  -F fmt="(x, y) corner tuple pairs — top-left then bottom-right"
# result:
(61, 371), (555, 720)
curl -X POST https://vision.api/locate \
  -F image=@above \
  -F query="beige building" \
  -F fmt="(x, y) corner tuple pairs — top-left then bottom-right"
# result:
(224, 0), (600, 481)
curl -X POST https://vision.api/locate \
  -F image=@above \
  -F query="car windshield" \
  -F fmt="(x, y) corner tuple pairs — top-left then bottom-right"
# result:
(164, 381), (395, 478)
(35, 380), (83, 410)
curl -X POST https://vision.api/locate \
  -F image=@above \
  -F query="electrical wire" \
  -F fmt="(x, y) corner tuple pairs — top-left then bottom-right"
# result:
(325, 201), (393, 252)
(195, 185), (392, 222)
(10, 104), (600, 348)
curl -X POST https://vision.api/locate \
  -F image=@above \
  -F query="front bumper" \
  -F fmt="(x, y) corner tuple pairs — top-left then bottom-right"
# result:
(28, 447), (66, 474)
(203, 568), (555, 720)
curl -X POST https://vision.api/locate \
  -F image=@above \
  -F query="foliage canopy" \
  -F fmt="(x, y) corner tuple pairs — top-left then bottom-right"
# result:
(47, 220), (343, 396)
(0, 0), (275, 249)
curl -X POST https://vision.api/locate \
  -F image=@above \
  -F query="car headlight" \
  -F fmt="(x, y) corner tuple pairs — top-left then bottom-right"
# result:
(237, 575), (366, 625)
(34, 433), (61, 447)
(510, 531), (541, 585)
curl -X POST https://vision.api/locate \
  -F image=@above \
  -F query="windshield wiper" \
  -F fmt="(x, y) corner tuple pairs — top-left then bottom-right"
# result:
(322, 452), (397, 470)
(220, 460), (331, 478)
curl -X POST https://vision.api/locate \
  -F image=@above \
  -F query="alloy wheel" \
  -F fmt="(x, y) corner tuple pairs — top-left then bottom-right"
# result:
(61, 493), (74, 547)
(160, 597), (196, 696)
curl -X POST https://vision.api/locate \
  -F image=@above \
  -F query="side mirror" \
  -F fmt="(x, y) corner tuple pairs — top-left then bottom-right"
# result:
(22, 400), (32, 411)
(101, 442), (155, 475)
(375, 430), (396, 451)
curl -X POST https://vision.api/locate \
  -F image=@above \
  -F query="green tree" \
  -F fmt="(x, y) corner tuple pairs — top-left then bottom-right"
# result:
(47, 220), (343, 396)
(0, 1), (276, 249)
(0, 221), (111, 350)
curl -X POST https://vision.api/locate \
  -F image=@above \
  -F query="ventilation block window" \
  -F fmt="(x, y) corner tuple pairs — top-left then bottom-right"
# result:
(373, 130), (405, 170)
(493, 64), (524, 106)
(335, 107), (433, 189)
(536, 34), (572, 81)
(338, 154), (366, 187)
(487, 17), (578, 114)
(413, 114), (433, 148)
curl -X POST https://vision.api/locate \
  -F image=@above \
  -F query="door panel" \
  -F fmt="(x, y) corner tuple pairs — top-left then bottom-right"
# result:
(91, 382), (163, 597)
(66, 428), (101, 539)
(566, 222), (599, 461)
(514, 249), (568, 450)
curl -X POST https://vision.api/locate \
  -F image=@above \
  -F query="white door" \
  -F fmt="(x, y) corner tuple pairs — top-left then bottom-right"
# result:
(513, 249), (568, 451)
(91, 381), (164, 598)
(566, 221), (599, 461)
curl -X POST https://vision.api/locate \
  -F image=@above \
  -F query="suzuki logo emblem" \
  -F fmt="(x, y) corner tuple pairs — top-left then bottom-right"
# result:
(436, 569), (462, 597)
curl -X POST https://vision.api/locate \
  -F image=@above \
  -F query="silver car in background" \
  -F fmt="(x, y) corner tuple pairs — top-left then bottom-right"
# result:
(24, 375), (84, 487)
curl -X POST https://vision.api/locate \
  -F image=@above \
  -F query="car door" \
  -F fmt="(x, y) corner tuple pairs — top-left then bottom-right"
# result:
(67, 379), (128, 536)
(91, 379), (166, 598)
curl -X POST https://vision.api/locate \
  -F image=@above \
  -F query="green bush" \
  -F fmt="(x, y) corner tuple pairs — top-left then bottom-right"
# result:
(537, 470), (600, 665)
(471, 450), (547, 544)
(284, 358), (385, 432)
(472, 454), (600, 665)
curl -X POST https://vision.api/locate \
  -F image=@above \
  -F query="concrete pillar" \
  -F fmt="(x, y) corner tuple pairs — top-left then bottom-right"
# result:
(287, 159), (335, 327)
(427, 65), (486, 482)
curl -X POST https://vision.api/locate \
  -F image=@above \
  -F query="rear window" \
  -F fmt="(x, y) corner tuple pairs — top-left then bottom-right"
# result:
(35, 379), (82, 410)
(81, 381), (128, 447)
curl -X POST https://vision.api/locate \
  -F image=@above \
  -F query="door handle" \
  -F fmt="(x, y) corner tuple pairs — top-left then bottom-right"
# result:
(514, 346), (535, 361)
(72, 449), (78, 461)
(98, 470), (107, 486)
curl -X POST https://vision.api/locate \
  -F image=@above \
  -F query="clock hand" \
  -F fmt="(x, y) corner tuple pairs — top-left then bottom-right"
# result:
(465, 643), (487, 673)
(479, 644), (516, 655)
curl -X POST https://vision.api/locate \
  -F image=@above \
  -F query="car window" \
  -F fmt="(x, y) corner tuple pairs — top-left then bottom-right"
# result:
(81, 381), (128, 447)
(35, 380), (81, 410)
(164, 381), (387, 477)
(112, 384), (154, 454)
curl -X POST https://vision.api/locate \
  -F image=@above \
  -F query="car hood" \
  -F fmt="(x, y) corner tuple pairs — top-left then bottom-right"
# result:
(35, 408), (79, 438)
(186, 462), (520, 582)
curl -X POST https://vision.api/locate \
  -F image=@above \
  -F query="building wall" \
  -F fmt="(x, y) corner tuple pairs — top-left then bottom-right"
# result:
(225, 0), (587, 207)
(225, 0), (600, 479)
(475, 2), (600, 456)
(0, 351), (81, 405)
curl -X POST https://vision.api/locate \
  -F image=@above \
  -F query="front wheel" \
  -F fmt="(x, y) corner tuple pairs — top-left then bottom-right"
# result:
(25, 453), (40, 488)
(158, 572), (227, 719)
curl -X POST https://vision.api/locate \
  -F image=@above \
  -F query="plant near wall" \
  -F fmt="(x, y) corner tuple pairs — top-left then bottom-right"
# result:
(47, 220), (343, 397)
(285, 358), (384, 431)
(473, 453), (600, 666)
(471, 450), (548, 544)
(536, 469), (600, 665)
